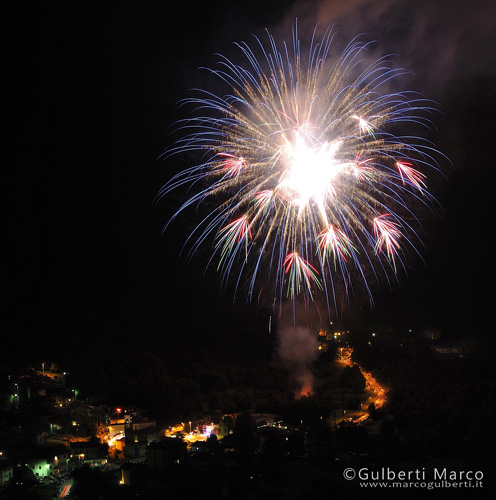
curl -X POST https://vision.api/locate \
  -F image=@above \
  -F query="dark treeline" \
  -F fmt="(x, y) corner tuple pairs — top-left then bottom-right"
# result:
(350, 334), (496, 477)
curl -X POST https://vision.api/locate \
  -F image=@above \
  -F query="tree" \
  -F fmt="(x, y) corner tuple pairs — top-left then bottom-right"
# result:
(233, 411), (256, 460)
(338, 365), (366, 392)
(217, 415), (235, 438)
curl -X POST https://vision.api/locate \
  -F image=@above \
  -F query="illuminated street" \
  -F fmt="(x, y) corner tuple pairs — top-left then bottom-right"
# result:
(59, 478), (73, 498)
(337, 347), (387, 423)
(164, 422), (216, 448)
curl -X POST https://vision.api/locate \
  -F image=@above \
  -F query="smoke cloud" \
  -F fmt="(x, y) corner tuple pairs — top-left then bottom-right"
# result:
(277, 325), (319, 398)
(270, 0), (496, 102)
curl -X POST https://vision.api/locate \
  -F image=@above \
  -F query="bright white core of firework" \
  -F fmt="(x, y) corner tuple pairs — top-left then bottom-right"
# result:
(280, 128), (345, 212)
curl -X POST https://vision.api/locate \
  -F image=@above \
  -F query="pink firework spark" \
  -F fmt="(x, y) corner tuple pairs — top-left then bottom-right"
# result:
(217, 216), (252, 262)
(283, 252), (321, 297)
(219, 153), (247, 178)
(317, 226), (354, 262)
(353, 115), (376, 138)
(348, 151), (376, 182)
(373, 215), (402, 263)
(396, 161), (426, 190)
(253, 190), (274, 210)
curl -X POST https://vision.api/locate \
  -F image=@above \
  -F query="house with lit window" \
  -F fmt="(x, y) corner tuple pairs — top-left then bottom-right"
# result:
(146, 438), (187, 470)
(26, 446), (69, 478)
(124, 425), (163, 459)
(69, 438), (103, 462)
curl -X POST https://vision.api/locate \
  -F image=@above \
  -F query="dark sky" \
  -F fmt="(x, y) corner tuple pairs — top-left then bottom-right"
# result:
(4, 0), (496, 362)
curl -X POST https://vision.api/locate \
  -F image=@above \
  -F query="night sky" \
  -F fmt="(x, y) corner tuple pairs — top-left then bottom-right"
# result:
(4, 0), (496, 363)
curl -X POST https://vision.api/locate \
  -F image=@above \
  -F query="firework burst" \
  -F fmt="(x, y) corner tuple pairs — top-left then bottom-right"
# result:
(159, 23), (445, 317)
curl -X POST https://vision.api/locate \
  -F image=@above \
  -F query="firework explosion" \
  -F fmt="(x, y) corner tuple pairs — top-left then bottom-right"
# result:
(159, 24), (443, 317)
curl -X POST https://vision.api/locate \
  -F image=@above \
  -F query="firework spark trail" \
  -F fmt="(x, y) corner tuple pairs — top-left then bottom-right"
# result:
(159, 23), (445, 318)
(373, 214), (402, 269)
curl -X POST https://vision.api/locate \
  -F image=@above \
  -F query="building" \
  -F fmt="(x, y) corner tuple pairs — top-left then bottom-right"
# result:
(120, 462), (147, 487)
(52, 390), (75, 408)
(146, 438), (187, 470)
(107, 408), (134, 440)
(256, 427), (305, 457)
(26, 446), (70, 478)
(125, 425), (163, 459)
(0, 461), (14, 487)
(69, 438), (105, 464)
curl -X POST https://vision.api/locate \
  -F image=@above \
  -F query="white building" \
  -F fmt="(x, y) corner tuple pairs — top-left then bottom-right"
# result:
(26, 449), (69, 478)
